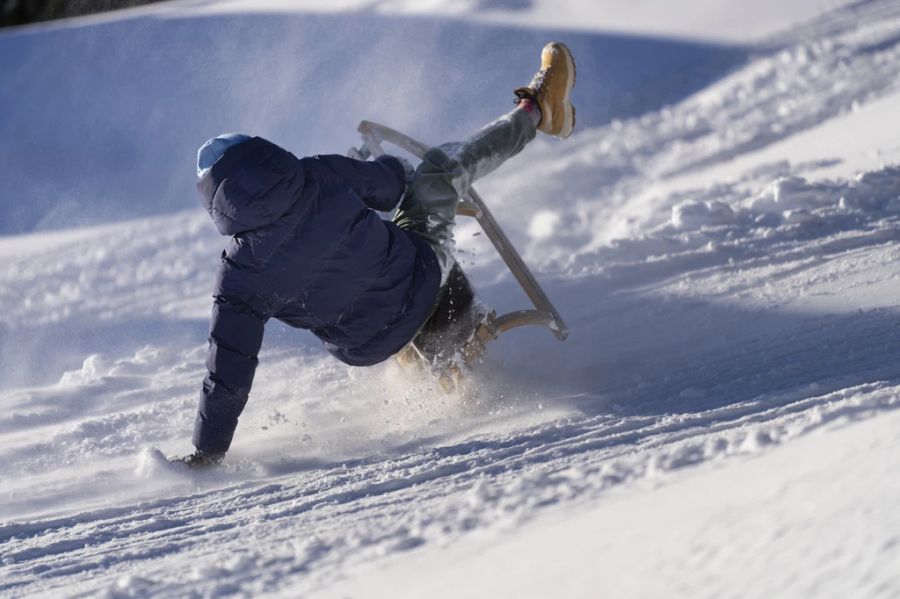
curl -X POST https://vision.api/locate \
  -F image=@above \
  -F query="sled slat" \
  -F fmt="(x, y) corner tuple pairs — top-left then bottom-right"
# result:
(356, 120), (568, 341)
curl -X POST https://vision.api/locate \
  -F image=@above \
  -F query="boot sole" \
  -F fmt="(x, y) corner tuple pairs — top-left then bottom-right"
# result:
(556, 42), (576, 138)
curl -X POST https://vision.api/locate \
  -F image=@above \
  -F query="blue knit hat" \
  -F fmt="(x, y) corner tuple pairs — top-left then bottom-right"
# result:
(197, 133), (252, 178)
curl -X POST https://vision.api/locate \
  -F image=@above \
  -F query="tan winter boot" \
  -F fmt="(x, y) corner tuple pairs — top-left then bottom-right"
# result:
(515, 42), (577, 138)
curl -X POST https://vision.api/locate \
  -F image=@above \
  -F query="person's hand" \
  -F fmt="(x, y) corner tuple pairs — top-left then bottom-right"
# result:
(171, 449), (225, 468)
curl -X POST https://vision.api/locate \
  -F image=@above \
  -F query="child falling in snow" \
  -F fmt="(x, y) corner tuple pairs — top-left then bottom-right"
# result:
(178, 42), (577, 466)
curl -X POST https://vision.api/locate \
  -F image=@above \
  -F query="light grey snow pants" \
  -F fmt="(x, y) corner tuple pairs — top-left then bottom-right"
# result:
(393, 107), (536, 282)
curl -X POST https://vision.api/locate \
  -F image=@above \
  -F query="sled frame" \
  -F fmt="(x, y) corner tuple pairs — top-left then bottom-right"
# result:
(352, 120), (569, 342)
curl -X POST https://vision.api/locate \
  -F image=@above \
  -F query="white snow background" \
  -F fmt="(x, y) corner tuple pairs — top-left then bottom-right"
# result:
(1, 0), (900, 597)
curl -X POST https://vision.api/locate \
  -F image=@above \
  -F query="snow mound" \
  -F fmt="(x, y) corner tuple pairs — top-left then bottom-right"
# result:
(752, 167), (900, 214)
(671, 200), (736, 230)
(134, 447), (178, 478)
(666, 165), (900, 234)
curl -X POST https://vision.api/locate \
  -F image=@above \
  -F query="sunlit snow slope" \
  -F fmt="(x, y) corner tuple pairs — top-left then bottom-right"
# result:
(2, 0), (900, 597)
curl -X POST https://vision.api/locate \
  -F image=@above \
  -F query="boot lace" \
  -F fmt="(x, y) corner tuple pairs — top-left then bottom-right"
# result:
(530, 68), (550, 93)
(515, 68), (549, 102)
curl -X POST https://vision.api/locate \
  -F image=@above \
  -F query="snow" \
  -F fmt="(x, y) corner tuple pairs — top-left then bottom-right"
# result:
(0, 1), (753, 235)
(324, 406), (900, 599)
(173, 0), (848, 43)
(2, 0), (900, 597)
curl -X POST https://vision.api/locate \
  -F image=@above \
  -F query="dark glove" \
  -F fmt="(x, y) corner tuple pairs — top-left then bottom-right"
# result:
(173, 449), (225, 468)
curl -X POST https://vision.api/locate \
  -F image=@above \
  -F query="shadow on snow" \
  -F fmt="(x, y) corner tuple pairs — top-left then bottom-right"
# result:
(0, 10), (747, 234)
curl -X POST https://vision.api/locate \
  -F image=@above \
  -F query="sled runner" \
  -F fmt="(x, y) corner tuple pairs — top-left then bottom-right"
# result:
(350, 120), (568, 390)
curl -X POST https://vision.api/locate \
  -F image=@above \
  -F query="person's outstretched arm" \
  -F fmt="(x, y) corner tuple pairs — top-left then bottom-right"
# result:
(308, 154), (409, 212)
(192, 295), (267, 457)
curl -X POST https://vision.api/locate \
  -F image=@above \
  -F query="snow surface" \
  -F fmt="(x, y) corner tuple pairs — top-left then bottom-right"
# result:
(325, 406), (900, 599)
(171, 0), (847, 43)
(2, 0), (900, 597)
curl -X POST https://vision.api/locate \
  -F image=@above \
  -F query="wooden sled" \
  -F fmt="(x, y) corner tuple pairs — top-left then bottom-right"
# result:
(350, 120), (568, 391)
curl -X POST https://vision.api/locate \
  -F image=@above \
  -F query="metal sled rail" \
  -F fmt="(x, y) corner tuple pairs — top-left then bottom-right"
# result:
(354, 120), (569, 341)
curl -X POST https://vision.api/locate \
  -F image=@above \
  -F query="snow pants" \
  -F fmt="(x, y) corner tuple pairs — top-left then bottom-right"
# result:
(393, 107), (537, 282)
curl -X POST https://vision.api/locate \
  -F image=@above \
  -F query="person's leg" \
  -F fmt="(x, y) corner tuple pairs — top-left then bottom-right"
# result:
(394, 41), (575, 283)
(393, 104), (538, 281)
(438, 102), (540, 196)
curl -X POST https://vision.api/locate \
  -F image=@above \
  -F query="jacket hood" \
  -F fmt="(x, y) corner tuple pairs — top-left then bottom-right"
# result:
(196, 137), (305, 236)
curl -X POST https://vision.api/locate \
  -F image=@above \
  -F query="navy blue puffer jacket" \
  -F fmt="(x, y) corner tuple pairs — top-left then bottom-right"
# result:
(193, 137), (441, 453)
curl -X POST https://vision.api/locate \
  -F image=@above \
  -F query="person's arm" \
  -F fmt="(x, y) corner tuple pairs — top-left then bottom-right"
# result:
(311, 154), (409, 212)
(192, 295), (267, 456)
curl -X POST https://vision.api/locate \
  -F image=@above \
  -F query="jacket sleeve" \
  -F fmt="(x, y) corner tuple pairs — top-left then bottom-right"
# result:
(312, 154), (407, 212)
(192, 295), (267, 454)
